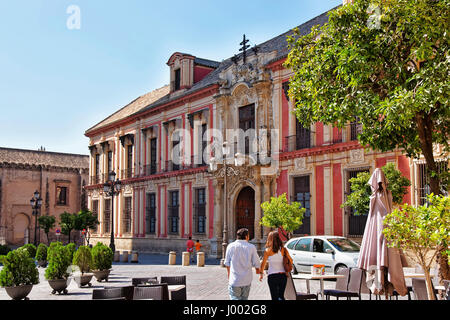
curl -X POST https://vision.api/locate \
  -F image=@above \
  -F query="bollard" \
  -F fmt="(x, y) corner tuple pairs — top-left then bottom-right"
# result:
(131, 251), (139, 263)
(121, 251), (129, 263)
(113, 251), (120, 262)
(197, 252), (205, 267)
(168, 251), (176, 265)
(182, 251), (190, 266)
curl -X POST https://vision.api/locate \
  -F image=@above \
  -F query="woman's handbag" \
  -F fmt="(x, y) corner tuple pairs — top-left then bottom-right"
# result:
(282, 247), (293, 273)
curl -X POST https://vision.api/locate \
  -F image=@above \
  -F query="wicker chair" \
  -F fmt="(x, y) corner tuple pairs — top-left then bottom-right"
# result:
(324, 267), (359, 300)
(160, 275), (187, 300)
(132, 277), (158, 286)
(136, 283), (170, 300)
(92, 288), (125, 300)
(133, 286), (164, 300)
(285, 274), (318, 300)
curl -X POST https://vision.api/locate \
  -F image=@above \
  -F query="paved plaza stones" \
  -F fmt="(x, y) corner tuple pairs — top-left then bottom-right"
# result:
(0, 253), (410, 301)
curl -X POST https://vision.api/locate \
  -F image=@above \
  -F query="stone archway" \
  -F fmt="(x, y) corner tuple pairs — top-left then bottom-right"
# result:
(13, 213), (30, 245)
(235, 186), (255, 240)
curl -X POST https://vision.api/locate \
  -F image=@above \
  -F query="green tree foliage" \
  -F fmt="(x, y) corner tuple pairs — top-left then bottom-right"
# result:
(20, 244), (37, 260)
(285, 0), (449, 196)
(0, 248), (39, 287)
(35, 243), (48, 262)
(60, 212), (77, 243)
(383, 194), (450, 299)
(38, 215), (56, 245)
(91, 242), (113, 271)
(45, 242), (71, 280)
(73, 246), (93, 274)
(74, 209), (99, 246)
(260, 193), (305, 240)
(66, 243), (76, 262)
(342, 163), (411, 215)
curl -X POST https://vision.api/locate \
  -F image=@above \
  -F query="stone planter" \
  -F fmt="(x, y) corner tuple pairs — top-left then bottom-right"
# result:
(48, 278), (71, 295)
(73, 273), (93, 288)
(37, 260), (48, 268)
(92, 269), (111, 282)
(4, 284), (33, 300)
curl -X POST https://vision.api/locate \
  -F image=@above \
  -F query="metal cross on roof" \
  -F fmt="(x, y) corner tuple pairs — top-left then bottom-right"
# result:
(239, 34), (250, 64)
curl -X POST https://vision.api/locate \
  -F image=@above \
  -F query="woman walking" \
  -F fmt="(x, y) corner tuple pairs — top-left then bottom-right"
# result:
(259, 231), (293, 300)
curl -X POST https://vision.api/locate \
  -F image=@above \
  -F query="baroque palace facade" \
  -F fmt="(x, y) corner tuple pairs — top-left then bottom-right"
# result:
(85, 6), (442, 257)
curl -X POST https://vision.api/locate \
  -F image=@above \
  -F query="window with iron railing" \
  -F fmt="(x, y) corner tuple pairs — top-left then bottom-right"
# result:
(146, 193), (156, 234)
(194, 188), (206, 234)
(123, 197), (132, 234)
(150, 138), (157, 174)
(91, 200), (99, 232)
(168, 191), (179, 234)
(350, 117), (362, 141)
(417, 161), (448, 205)
(292, 176), (311, 235)
(103, 199), (111, 234)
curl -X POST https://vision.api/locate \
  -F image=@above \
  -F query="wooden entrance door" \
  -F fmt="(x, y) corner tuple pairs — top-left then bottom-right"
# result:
(235, 187), (255, 240)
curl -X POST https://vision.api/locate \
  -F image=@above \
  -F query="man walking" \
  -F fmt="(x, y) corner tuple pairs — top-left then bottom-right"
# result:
(224, 228), (260, 300)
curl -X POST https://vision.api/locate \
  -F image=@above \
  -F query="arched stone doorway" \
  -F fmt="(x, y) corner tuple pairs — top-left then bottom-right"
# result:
(235, 186), (255, 240)
(13, 213), (30, 245)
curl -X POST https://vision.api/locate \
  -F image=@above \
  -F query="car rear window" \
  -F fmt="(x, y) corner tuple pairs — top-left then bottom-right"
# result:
(328, 238), (360, 252)
(286, 240), (298, 250)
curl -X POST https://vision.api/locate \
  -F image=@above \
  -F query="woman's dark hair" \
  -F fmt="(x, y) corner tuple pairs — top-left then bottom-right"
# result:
(236, 228), (249, 240)
(265, 231), (283, 253)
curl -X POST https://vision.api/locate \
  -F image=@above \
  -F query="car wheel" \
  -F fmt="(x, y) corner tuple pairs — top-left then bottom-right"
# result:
(334, 264), (347, 275)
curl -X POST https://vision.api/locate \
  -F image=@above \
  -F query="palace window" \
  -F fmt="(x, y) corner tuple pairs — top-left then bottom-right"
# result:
(146, 193), (156, 234)
(56, 186), (68, 206)
(150, 138), (157, 175)
(125, 145), (133, 178)
(91, 200), (99, 232)
(194, 188), (206, 234)
(107, 151), (113, 175)
(350, 117), (362, 141)
(123, 197), (132, 234)
(103, 199), (111, 234)
(238, 104), (255, 155)
(174, 68), (181, 91)
(417, 161), (448, 205)
(168, 191), (179, 234)
(292, 176), (310, 235)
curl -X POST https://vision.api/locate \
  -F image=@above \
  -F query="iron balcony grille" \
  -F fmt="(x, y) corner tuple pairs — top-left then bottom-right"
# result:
(145, 208), (156, 234)
(193, 204), (206, 234)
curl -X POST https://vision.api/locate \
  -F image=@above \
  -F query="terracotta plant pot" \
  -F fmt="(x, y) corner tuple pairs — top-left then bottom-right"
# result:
(92, 269), (111, 282)
(48, 278), (71, 295)
(4, 284), (33, 300)
(73, 273), (93, 288)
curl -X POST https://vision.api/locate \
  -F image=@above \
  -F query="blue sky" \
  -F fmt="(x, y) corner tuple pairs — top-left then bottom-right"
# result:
(0, 0), (341, 155)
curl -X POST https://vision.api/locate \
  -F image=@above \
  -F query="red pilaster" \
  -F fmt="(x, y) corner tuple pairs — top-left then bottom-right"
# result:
(208, 179), (214, 239)
(276, 169), (289, 197)
(333, 163), (343, 236)
(181, 182), (185, 237)
(315, 165), (324, 235)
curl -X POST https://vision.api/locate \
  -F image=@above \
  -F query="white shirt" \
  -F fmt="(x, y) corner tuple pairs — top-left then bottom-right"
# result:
(224, 240), (261, 287)
(267, 251), (285, 275)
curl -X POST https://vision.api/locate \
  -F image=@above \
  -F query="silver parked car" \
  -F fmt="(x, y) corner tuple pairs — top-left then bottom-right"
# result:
(285, 236), (361, 274)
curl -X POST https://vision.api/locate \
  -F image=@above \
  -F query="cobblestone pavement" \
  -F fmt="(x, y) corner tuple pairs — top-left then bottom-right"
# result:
(0, 253), (410, 301)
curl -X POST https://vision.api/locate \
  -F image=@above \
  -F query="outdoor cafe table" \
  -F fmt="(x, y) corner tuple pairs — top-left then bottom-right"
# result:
(291, 273), (346, 299)
(168, 284), (185, 300)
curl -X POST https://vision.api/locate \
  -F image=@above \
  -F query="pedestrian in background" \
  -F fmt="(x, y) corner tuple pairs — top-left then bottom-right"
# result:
(186, 236), (195, 263)
(259, 230), (293, 300)
(224, 228), (260, 300)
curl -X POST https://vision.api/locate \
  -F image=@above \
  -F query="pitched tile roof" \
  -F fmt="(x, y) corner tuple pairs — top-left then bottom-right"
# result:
(0, 147), (89, 170)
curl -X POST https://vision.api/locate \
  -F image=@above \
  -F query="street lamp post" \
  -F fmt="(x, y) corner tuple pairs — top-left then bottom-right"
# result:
(30, 190), (42, 246)
(103, 171), (121, 253)
(210, 142), (242, 267)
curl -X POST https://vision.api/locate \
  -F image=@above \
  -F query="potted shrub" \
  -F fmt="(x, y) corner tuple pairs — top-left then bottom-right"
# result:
(66, 243), (76, 262)
(35, 243), (48, 267)
(21, 244), (37, 261)
(72, 246), (93, 288)
(45, 243), (72, 295)
(91, 242), (113, 282)
(0, 248), (39, 300)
